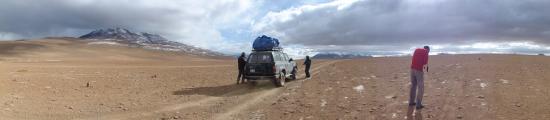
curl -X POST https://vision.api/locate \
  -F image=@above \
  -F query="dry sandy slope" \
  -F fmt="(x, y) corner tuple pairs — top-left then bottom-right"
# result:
(241, 54), (550, 120)
(0, 38), (235, 119)
(0, 39), (549, 120)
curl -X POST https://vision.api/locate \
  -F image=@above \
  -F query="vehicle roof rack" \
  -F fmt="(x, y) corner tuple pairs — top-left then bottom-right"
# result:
(252, 47), (283, 51)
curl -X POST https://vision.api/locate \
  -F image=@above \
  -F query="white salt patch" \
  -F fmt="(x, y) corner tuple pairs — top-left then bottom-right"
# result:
(499, 79), (509, 84)
(475, 78), (481, 81)
(282, 93), (290, 96)
(353, 85), (364, 93)
(480, 83), (487, 88)
(45, 60), (62, 62)
(87, 41), (121, 45)
(321, 99), (327, 107)
(371, 75), (377, 78)
(324, 87), (332, 91)
(481, 102), (487, 106)
(392, 113), (397, 118)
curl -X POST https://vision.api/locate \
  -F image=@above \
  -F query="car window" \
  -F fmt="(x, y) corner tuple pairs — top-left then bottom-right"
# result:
(280, 53), (285, 61)
(273, 53), (281, 61)
(248, 53), (272, 63)
(278, 53), (283, 61)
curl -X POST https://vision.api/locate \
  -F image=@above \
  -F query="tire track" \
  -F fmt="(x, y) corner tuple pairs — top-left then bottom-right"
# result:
(22, 65), (233, 68)
(213, 60), (342, 120)
(80, 87), (251, 120)
(78, 60), (340, 120)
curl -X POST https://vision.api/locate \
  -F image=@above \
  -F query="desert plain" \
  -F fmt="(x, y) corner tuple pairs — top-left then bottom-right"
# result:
(0, 38), (549, 120)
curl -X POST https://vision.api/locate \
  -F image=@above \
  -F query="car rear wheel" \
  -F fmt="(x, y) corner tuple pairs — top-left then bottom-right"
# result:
(273, 72), (285, 87)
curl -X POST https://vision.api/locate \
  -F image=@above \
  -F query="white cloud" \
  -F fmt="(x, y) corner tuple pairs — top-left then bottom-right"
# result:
(428, 42), (550, 55)
(281, 44), (318, 59)
(0, 32), (23, 40)
(254, 0), (550, 48)
(253, 0), (362, 40)
(2, 0), (550, 56)
(0, 0), (257, 50)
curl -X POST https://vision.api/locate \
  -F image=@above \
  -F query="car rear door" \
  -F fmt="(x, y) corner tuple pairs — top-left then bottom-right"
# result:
(270, 52), (292, 76)
(246, 52), (274, 76)
(273, 52), (283, 74)
(282, 53), (292, 73)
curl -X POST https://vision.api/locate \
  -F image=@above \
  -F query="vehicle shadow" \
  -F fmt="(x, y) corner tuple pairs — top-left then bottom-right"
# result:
(406, 105), (423, 120)
(289, 76), (309, 81)
(287, 78), (303, 82)
(172, 81), (277, 97)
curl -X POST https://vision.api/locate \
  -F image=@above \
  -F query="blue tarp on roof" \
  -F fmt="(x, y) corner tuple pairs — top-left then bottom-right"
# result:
(252, 35), (280, 51)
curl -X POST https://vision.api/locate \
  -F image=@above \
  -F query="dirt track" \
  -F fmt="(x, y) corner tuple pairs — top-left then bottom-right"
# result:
(0, 39), (549, 120)
(81, 60), (341, 120)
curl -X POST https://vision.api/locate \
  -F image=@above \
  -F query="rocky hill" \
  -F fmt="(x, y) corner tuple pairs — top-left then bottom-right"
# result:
(79, 28), (225, 56)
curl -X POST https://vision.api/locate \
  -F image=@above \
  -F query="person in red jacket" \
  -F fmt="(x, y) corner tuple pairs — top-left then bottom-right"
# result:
(409, 46), (430, 109)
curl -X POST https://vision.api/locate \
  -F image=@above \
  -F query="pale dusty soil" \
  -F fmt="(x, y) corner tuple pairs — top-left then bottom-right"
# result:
(245, 55), (550, 120)
(0, 39), (549, 120)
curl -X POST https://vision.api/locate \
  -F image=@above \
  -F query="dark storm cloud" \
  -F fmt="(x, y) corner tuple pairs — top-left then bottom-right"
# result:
(256, 0), (550, 46)
(0, 0), (181, 39)
(0, 0), (256, 49)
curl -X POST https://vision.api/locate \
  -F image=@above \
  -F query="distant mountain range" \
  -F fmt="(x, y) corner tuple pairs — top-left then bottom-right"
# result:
(79, 28), (225, 56)
(312, 53), (372, 59)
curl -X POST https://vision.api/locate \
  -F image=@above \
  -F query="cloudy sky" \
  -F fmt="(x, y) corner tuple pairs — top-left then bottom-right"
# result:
(1, 0), (550, 57)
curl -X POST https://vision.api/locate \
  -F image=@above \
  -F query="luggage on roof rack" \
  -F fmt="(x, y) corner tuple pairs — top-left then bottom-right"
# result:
(252, 35), (280, 51)
(252, 47), (282, 51)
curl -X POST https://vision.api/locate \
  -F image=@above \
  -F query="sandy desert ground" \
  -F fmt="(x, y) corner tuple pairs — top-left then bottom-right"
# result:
(0, 38), (549, 120)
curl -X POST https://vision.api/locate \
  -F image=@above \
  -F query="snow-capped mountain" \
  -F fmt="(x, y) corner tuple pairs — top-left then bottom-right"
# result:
(79, 28), (224, 56)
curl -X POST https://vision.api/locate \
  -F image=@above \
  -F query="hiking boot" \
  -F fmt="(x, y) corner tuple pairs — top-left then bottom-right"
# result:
(416, 105), (424, 109)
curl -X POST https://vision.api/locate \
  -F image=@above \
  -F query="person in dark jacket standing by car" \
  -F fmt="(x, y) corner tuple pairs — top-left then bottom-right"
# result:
(237, 52), (247, 84)
(303, 55), (312, 78)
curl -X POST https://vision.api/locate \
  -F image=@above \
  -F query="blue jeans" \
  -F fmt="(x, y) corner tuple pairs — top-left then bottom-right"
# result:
(409, 69), (424, 107)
